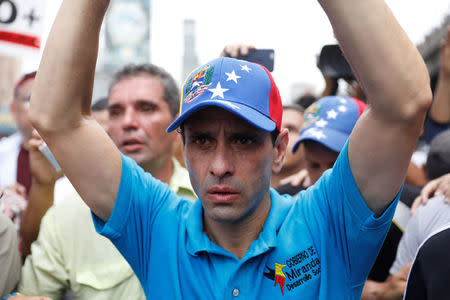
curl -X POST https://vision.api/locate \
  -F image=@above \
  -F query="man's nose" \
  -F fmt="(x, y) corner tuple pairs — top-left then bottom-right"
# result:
(122, 108), (138, 130)
(209, 142), (234, 179)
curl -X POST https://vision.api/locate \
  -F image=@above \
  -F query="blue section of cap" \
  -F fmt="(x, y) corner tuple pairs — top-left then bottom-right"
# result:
(167, 57), (273, 132)
(166, 99), (276, 132)
(292, 127), (350, 153)
(292, 96), (360, 153)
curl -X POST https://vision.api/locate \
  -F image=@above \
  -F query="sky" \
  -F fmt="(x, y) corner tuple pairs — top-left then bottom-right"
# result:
(25, 0), (450, 104)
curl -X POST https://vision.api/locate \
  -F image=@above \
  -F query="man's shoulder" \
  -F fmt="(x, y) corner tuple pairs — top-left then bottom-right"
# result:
(414, 195), (450, 238)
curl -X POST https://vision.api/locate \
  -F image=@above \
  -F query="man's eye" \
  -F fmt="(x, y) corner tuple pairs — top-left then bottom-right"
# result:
(234, 136), (253, 145)
(192, 136), (210, 145)
(109, 109), (121, 116)
(139, 103), (156, 112)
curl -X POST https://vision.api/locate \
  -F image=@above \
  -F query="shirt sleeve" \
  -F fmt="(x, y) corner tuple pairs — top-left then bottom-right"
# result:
(301, 141), (399, 287)
(0, 213), (21, 297)
(91, 153), (182, 285)
(18, 208), (68, 299)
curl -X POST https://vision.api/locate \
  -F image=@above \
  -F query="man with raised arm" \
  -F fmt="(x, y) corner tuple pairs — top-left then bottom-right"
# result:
(29, 0), (431, 298)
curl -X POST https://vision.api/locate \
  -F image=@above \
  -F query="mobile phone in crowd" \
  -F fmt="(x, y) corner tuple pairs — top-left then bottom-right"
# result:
(231, 49), (275, 72)
(38, 142), (62, 172)
(317, 44), (354, 80)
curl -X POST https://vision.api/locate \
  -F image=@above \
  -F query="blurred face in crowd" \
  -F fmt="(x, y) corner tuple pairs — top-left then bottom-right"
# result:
(303, 141), (339, 184)
(281, 108), (304, 171)
(107, 74), (177, 170)
(92, 109), (109, 132)
(183, 107), (287, 224)
(11, 78), (35, 143)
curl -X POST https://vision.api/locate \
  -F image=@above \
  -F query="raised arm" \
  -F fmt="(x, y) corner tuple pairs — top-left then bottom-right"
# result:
(29, 0), (120, 221)
(319, 0), (432, 215)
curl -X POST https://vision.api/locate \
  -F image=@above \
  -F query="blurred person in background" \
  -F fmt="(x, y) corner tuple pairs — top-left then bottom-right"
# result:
(0, 210), (21, 298)
(0, 72), (76, 211)
(17, 64), (196, 299)
(423, 27), (450, 144)
(91, 97), (109, 132)
(386, 131), (450, 300)
(278, 96), (365, 194)
(0, 72), (37, 195)
(271, 103), (305, 189)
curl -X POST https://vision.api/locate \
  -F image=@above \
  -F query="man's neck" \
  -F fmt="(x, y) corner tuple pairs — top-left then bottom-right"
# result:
(141, 155), (174, 184)
(203, 193), (271, 260)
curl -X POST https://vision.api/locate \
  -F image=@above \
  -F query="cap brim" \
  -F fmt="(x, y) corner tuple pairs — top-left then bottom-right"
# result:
(292, 127), (349, 153)
(167, 99), (276, 132)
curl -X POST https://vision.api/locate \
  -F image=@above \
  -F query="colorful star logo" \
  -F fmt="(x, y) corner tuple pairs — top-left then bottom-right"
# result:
(264, 263), (287, 296)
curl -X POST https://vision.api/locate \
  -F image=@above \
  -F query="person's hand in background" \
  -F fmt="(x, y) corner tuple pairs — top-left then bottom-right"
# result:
(220, 43), (256, 57)
(25, 130), (63, 185)
(410, 173), (450, 215)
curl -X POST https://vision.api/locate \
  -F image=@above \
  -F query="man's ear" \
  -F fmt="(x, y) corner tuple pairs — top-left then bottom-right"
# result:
(272, 129), (288, 174)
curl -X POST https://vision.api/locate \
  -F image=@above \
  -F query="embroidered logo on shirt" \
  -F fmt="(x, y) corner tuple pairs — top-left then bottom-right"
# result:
(264, 246), (321, 295)
(263, 263), (287, 296)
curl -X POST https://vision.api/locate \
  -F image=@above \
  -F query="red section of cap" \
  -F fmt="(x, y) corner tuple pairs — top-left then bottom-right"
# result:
(0, 30), (40, 49)
(264, 68), (282, 131)
(351, 97), (367, 116)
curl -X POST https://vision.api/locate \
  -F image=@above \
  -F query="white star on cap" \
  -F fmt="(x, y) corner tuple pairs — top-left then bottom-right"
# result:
(315, 118), (328, 128)
(338, 105), (347, 112)
(339, 97), (347, 104)
(311, 130), (326, 140)
(327, 109), (338, 119)
(225, 70), (241, 84)
(304, 128), (318, 136)
(241, 65), (251, 73)
(209, 82), (229, 99)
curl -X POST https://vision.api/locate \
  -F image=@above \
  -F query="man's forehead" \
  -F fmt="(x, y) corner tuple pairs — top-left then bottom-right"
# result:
(184, 107), (262, 132)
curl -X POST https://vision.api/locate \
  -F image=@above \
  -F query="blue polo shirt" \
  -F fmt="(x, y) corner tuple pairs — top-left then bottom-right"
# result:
(93, 142), (399, 299)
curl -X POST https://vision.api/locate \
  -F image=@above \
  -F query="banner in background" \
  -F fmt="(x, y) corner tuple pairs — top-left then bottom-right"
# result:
(0, 0), (45, 57)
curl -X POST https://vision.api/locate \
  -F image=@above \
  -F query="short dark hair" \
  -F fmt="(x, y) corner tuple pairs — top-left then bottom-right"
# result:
(294, 94), (317, 111)
(14, 71), (37, 100)
(108, 64), (180, 117)
(92, 97), (108, 111)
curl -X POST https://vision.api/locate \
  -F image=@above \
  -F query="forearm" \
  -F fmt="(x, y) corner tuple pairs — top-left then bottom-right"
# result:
(430, 73), (450, 123)
(20, 179), (55, 257)
(318, 0), (431, 120)
(29, 0), (110, 133)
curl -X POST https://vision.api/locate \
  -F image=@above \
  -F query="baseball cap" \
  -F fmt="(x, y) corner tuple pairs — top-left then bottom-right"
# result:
(166, 57), (282, 132)
(292, 96), (366, 153)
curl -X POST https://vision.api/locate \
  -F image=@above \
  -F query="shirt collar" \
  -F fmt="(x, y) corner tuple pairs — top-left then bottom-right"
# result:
(185, 188), (293, 259)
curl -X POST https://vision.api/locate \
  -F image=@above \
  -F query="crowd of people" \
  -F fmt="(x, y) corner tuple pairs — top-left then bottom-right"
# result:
(1, 0), (449, 299)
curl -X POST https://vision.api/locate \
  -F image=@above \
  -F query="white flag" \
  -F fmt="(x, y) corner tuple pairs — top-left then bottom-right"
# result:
(0, 0), (45, 57)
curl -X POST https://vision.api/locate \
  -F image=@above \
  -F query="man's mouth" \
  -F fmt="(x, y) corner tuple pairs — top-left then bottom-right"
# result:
(121, 138), (144, 152)
(207, 186), (240, 203)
